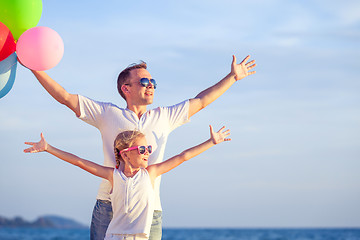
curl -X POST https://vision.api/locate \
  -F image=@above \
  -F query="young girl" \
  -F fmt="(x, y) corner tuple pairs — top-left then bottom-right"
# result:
(24, 125), (231, 240)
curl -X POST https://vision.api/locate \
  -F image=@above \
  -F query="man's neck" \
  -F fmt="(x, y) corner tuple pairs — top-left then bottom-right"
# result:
(126, 104), (147, 119)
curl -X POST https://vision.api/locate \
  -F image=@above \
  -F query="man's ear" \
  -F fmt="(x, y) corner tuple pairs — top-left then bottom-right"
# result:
(121, 85), (129, 94)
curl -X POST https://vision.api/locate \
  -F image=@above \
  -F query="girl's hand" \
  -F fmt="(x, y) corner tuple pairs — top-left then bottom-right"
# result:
(24, 133), (48, 153)
(209, 125), (231, 144)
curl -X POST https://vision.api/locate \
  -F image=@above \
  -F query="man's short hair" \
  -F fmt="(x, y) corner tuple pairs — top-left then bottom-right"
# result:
(117, 61), (147, 100)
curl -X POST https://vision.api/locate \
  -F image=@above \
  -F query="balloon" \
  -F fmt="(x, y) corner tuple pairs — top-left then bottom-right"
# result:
(0, 52), (17, 99)
(0, 0), (43, 40)
(0, 22), (16, 62)
(16, 26), (64, 71)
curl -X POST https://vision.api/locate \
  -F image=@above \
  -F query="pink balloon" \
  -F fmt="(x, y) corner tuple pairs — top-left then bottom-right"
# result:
(16, 26), (64, 71)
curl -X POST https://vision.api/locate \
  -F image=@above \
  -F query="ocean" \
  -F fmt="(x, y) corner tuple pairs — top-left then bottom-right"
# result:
(0, 228), (360, 240)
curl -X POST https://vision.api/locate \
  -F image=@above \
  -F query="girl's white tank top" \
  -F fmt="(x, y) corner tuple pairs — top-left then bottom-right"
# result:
(105, 168), (155, 238)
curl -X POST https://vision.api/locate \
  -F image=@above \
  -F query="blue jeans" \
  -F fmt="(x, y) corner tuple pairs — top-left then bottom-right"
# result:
(90, 200), (113, 240)
(149, 210), (162, 240)
(90, 200), (163, 240)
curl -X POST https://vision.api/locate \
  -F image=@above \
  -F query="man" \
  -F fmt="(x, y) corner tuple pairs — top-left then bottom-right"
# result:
(30, 54), (256, 240)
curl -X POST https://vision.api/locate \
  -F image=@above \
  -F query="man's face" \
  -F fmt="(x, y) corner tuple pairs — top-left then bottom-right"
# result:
(125, 68), (155, 106)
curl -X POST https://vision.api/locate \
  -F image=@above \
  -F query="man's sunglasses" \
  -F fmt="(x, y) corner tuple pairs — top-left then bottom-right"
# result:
(120, 145), (153, 155)
(139, 78), (157, 89)
(125, 78), (157, 89)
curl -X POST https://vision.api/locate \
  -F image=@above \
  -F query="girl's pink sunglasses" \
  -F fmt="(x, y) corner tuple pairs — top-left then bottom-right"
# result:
(120, 145), (152, 155)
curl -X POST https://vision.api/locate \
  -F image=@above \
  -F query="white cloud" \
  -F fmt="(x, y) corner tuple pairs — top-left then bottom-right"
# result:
(320, 0), (360, 26)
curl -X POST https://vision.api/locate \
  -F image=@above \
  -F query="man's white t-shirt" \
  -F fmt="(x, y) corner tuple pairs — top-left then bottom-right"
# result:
(78, 95), (190, 210)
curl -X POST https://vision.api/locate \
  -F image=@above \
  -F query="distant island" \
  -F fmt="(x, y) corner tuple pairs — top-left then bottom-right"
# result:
(0, 215), (88, 229)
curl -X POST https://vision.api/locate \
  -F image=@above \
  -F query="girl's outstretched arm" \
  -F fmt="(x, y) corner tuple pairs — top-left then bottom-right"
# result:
(147, 125), (231, 179)
(24, 133), (114, 184)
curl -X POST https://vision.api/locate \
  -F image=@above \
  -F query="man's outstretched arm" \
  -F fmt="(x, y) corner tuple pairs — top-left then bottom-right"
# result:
(32, 70), (81, 117)
(188, 55), (256, 117)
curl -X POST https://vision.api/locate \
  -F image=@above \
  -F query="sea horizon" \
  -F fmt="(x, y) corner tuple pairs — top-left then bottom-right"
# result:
(1, 226), (360, 240)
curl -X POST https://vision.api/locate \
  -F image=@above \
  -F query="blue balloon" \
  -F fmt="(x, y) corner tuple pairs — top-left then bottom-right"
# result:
(0, 52), (17, 99)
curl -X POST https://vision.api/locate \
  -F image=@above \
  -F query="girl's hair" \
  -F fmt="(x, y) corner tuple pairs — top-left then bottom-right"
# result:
(113, 130), (145, 168)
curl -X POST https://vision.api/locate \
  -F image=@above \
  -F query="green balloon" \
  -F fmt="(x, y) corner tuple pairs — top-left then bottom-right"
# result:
(0, 0), (43, 40)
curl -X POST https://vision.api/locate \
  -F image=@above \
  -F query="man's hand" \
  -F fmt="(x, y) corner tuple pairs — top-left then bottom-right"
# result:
(231, 55), (256, 81)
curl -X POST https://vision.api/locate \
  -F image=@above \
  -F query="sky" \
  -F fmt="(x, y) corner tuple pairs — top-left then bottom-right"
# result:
(0, 0), (359, 228)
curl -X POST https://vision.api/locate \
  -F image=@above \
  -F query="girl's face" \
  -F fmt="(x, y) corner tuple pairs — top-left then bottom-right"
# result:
(126, 136), (150, 169)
